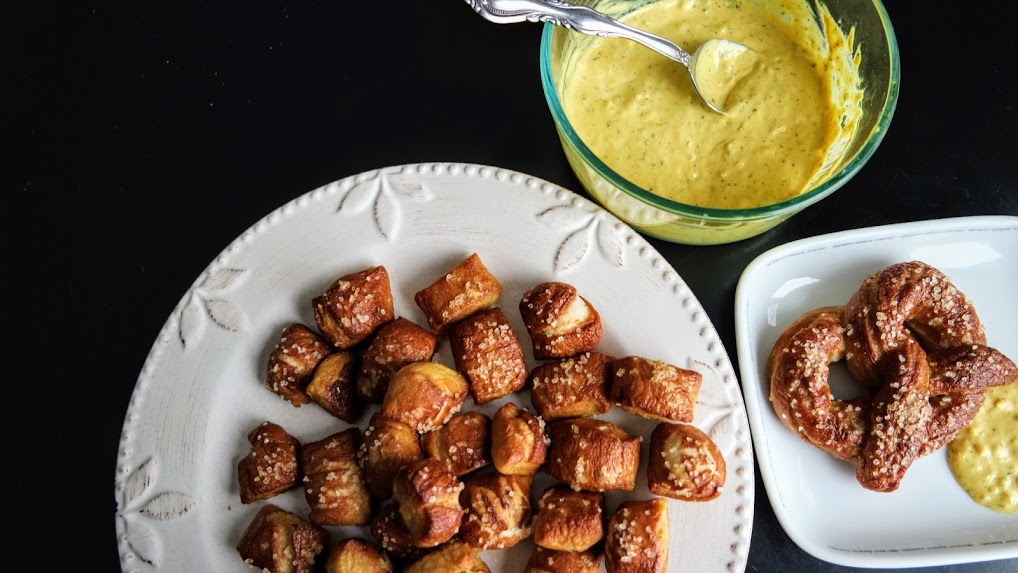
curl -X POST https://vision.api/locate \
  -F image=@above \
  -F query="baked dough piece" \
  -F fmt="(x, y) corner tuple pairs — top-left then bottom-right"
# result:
(266, 323), (333, 406)
(532, 486), (605, 551)
(530, 352), (614, 421)
(414, 253), (503, 335)
(604, 497), (670, 573)
(449, 307), (528, 404)
(357, 317), (438, 404)
(306, 351), (362, 423)
(237, 421), (302, 504)
(546, 417), (642, 492)
(381, 361), (469, 433)
(421, 411), (492, 477)
(325, 537), (393, 573)
(519, 281), (603, 360)
(301, 428), (374, 526)
(404, 540), (491, 573)
(236, 503), (328, 573)
(490, 402), (548, 475)
(647, 421), (726, 501)
(391, 458), (465, 548)
(358, 413), (425, 499)
(369, 502), (428, 564)
(524, 547), (602, 573)
(610, 356), (702, 422)
(313, 265), (395, 349)
(459, 472), (534, 550)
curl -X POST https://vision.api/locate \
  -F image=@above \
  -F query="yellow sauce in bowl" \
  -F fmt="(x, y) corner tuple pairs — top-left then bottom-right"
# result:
(948, 381), (1018, 514)
(560, 0), (864, 209)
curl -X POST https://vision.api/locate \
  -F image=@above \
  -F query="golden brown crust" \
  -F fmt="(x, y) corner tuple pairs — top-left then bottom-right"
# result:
(313, 265), (395, 349)
(610, 356), (702, 422)
(604, 498), (670, 573)
(532, 486), (605, 552)
(380, 361), (469, 433)
(358, 413), (425, 499)
(490, 402), (548, 475)
(647, 422), (726, 502)
(421, 411), (492, 477)
(404, 540), (491, 573)
(324, 537), (394, 573)
(369, 502), (429, 564)
(301, 428), (374, 526)
(236, 503), (328, 573)
(306, 351), (362, 422)
(450, 307), (528, 404)
(357, 317), (438, 404)
(519, 281), (603, 360)
(459, 472), (534, 550)
(530, 352), (614, 420)
(524, 547), (602, 573)
(414, 253), (503, 335)
(391, 459), (465, 548)
(237, 421), (302, 504)
(546, 417), (642, 492)
(266, 323), (333, 406)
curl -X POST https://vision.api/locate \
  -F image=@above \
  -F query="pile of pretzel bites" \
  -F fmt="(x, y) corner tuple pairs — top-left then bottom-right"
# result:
(767, 260), (1017, 492)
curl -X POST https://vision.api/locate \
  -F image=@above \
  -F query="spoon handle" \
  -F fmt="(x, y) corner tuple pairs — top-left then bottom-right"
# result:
(465, 0), (692, 67)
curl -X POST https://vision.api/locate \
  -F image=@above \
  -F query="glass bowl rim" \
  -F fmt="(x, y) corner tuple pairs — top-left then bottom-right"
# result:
(538, 0), (902, 222)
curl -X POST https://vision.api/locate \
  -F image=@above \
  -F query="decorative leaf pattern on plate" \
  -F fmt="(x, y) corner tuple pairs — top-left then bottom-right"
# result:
(117, 457), (197, 568)
(537, 204), (625, 272)
(338, 172), (434, 239)
(177, 268), (246, 348)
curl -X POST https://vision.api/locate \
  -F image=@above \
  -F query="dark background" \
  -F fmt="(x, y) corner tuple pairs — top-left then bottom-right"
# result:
(6, 1), (1016, 571)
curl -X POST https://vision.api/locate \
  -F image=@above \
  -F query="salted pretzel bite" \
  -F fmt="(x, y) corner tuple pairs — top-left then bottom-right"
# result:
(236, 503), (328, 573)
(459, 472), (534, 550)
(313, 265), (395, 349)
(604, 497), (669, 573)
(357, 316), (438, 404)
(381, 361), (469, 433)
(414, 253), (503, 335)
(647, 421), (726, 501)
(422, 411), (492, 477)
(525, 547), (602, 573)
(391, 458), (465, 548)
(610, 355), (702, 422)
(490, 402), (548, 476)
(519, 281), (603, 359)
(306, 351), (362, 423)
(532, 486), (605, 552)
(529, 351), (614, 421)
(450, 307), (528, 404)
(301, 428), (373, 526)
(324, 537), (393, 573)
(266, 323), (333, 407)
(546, 417), (641, 492)
(358, 412), (425, 499)
(237, 421), (302, 504)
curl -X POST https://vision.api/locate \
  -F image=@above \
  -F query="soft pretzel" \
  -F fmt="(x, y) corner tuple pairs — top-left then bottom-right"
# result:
(768, 261), (1018, 492)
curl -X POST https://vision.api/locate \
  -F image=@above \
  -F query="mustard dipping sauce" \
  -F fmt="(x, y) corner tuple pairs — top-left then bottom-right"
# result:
(948, 381), (1018, 514)
(560, 0), (863, 209)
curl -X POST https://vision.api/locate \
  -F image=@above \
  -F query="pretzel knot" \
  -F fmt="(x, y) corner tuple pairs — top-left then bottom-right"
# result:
(767, 261), (1018, 492)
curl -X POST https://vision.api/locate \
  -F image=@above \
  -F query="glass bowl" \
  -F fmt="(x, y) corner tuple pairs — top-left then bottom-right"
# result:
(540, 0), (900, 245)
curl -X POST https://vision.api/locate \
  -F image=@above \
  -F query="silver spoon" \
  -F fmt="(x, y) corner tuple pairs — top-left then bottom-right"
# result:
(464, 0), (750, 113)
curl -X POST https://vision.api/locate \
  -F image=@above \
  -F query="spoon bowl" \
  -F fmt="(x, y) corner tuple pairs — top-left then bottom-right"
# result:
(466, 0), (750, 113)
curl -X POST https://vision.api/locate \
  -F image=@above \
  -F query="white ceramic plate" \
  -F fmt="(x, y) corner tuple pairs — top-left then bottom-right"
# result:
(115, 162), (754, 573)
(734, 215), (1018, 569)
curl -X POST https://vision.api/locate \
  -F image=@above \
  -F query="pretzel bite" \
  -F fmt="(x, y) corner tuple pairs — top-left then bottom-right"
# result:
(266, 323), (333, 406)
(236, 503), (328, 573)
(369, 502), (428, 564)
(237, 421), (302, 504)
(525, 547), (602, 573)
(491, 402), (548, 475)
(325, 537), (393, 573)
(647, 422), (726, 501)
(604, 498), (670, 573)
(313, 265), (395, 349)
(530, 352), (614, 420)
(404, 540), (490, 573)
(391, 458), (465, 548)
(381, 361), (469, 433)
(301, 428), (373, 526)
(519, 281), (603, 360)
(414, 253), (503, 335)
(358, 413), (425, 499)
(450, 307), (528, 404)
(306, 351), (362, 422)
(357, 317), (438, 404)
(421, 411), (492, 477)
(546, 417), (642, 492)
(459, 472), (534, 550)
(532, 486), (605, 551)
(610, 355), (702, 422)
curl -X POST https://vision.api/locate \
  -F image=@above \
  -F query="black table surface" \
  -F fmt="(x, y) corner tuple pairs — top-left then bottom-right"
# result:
(8, 1), (1017, 571)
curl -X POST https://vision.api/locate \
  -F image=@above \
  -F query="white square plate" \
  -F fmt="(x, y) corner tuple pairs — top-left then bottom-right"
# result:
(734, 215), (1018, 568)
